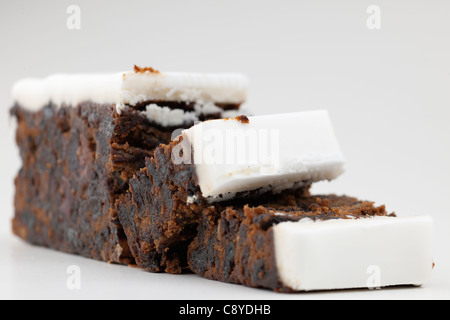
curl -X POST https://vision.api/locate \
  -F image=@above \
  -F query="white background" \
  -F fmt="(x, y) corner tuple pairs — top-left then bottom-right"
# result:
(0, 0), (449, 300)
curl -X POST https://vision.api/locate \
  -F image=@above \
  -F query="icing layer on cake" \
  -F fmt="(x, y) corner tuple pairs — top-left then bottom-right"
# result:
(273, 215), (434, 291)
(181, 110), (345, 200)
(12, 69), (249, 112)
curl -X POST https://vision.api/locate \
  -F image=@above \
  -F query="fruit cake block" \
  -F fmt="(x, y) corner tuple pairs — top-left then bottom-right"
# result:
(11, 66), (248, 264)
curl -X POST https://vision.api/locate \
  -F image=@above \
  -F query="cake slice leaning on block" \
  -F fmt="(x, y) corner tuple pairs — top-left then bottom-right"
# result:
(117, 110), (434, 290)
(11, 66), (249, 264)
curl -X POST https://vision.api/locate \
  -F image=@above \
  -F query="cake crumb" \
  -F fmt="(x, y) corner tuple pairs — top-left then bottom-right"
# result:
(134, 65), (160, 74)
(235, 115), (250, 124)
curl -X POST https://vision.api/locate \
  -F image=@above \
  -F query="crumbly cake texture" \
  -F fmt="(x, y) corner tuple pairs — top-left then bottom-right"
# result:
(116, 139), (201, 273)
(11, 68), (245, 264)
(13, 103), (134, 263)
(188, 196), (392, 292)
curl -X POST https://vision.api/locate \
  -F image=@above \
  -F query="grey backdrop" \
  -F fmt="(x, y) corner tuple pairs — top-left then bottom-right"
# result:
(0, 0), (449, 299)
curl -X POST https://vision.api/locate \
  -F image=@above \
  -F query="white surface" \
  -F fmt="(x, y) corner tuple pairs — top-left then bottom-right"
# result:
(274, 216), (434, 291)
(0, 235), (447, 300)
(1, 0), (450, 300)
(12, 71), (249, 111)
(183, 111), (345, 200)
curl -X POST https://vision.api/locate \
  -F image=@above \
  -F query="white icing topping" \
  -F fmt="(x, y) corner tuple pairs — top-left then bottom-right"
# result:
(12, 74), (122, 111)
(129, 101), (241, 127)
(12, 70), (249, 112)
(120, 71), (248, 106)
(142, 104), (198, 127)
(181, 110), (345, 200)
(273, 216), (434, 291)
(193, 102), (223, 116)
